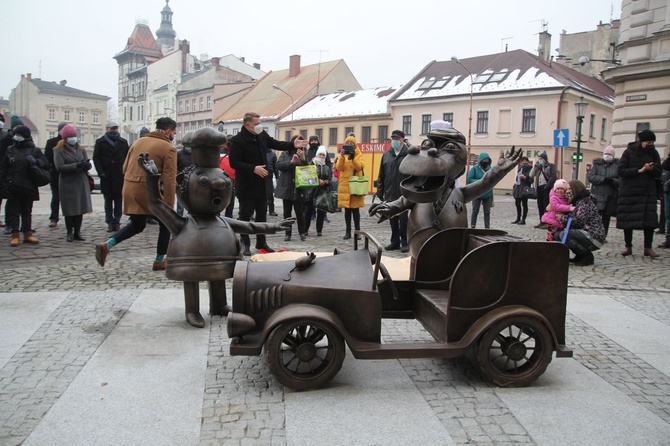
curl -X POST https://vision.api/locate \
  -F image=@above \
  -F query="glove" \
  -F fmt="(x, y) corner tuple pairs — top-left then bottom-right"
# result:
(25, 155), (37, 165)
(603, 177), (613, 184)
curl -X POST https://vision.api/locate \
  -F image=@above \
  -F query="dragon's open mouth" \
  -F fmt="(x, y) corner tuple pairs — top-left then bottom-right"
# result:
(400, 175), (446, 203)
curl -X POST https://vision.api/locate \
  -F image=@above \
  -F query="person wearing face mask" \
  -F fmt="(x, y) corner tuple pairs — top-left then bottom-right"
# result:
(0, 125), (50, 246)
(529, 152), (557, 229)
(303, 135), (331, 229)
(466, 152), (494, 229)
(93, 121), (129, 232)
(228, 112), (307, 256)
(375, 130), (409, 251)
(95, 117), (178, 271)
(616, 129), (662, 258)
(44, 122), (68, 228)
(511, 156), (532, 225)
(53, 125), (93, 242)
(586, 146), (620, 237)
(310, 146), (332, 236)
(0, 115), (27, 233)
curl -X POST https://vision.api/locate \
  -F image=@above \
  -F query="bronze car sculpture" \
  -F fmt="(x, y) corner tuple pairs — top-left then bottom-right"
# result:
(227, 228), (572, 391)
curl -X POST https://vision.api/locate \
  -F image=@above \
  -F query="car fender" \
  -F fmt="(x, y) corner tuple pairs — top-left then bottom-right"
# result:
(458, 305), (561, 351)
(260, 304), (351, 347)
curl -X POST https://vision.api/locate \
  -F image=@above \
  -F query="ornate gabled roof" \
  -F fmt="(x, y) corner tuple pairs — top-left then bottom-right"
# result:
(114, 23), (163, 60)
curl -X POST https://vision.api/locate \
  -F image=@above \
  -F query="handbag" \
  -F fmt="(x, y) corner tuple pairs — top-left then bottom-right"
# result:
(86, 171), (95, 191)
(520, 184), (537, 200)
(30, 164), (51, 187)
(313, 188), (337, 213)
(295, 164), (318, 188)
(348, 168), (369, 196)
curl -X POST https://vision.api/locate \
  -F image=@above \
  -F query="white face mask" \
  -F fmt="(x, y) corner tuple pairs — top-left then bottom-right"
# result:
(603, 154), (614, 163)
(66, 137), (78, 146)
(13, 135), (24, 142)
(313, 156), (326, 166)
(253, 123), (263, 135)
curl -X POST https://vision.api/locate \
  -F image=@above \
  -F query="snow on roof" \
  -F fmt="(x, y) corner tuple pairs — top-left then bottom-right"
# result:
(285, 85), (402, 122)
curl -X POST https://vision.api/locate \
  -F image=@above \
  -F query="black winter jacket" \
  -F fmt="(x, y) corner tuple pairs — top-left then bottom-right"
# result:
(229, 127), (294, 200)
(375, 143), (408, 202)
(616, 141), (661, 230)
(0, 139), (49, 200)
(93, 134), (129, 195)
(44, 134), (62, 176)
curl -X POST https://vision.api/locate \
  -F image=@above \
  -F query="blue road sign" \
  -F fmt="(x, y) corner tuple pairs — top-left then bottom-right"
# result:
(554, 129), (569, 147)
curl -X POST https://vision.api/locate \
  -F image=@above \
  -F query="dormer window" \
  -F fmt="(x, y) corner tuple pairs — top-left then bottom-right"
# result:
(418, 77), (450, 90)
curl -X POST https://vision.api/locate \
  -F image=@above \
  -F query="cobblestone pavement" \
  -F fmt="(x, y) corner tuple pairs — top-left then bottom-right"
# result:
(1, 190), (669, 445)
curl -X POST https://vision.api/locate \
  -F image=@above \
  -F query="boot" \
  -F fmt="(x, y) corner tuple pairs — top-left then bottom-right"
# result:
(518, 219), (526, 225)
(510, 219), (520, 224)
(621, 246), (632, 257)
(66, 229), (74, 242)
(574, 251), (594, 266)
(343, 231), (351, 240)
(10, 232), (20, 247)
(73, 228), (85, 241)
(284, 228), (292, 242)
(242, 242), (251, 257)
(95, 243), (109, 267)
(644, 248), (660, 259)
(23, 231), (39, 244)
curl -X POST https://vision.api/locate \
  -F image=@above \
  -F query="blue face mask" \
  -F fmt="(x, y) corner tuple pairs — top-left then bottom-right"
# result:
(66, 137), (78, 146)
(391, 140), (401, 150)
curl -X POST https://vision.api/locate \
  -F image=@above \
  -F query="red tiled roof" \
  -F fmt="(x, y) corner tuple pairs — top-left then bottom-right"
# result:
(114, 24), (162, 59)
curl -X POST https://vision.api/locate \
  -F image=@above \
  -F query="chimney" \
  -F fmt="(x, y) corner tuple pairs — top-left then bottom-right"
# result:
(27, 73), (32, 80)
(240, 56), (245, 62)
(289, 54), (301, 78)
(538, 31), (551, 63)
(211, 57), (220, 68)
(60, 80), (67, 86)
(21, 74), (25, 80)
(181, 39), (190, 75)
(253, 63), (261, 70)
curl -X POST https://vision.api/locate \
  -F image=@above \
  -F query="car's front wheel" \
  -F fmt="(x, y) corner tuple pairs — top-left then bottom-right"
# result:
(265, 319), (345, 391)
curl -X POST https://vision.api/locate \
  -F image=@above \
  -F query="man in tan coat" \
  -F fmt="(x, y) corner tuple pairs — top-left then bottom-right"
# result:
(95, 117), (177, 270)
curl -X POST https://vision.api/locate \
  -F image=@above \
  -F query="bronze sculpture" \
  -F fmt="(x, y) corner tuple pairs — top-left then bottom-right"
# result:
(369, 125), (522, 277)
(137, 127), (293, 328)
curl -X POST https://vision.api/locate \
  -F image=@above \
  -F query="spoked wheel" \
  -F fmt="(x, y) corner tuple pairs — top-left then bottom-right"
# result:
(265, 320), (345, 391)
(475, 316), (553, 387)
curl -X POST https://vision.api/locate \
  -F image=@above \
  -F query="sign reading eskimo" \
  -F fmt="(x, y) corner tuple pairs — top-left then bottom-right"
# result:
(626, 94), (647, 102)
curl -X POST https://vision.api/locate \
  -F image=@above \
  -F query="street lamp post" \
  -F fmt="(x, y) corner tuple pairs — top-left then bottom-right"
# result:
(272, 84), (295, 132)
(451, 57), (474, 172)
(573, 96), (588, 180)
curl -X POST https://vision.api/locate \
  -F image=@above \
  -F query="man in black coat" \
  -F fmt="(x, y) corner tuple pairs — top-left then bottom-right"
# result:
(44, 121), (67, 227)
(375, 130), (410, 252)
(229, 112), (307, 255)
(265, 150), (279, 216)
(93, 121), (129, 232)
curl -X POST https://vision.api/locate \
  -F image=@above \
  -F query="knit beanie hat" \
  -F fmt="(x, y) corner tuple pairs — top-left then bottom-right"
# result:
(10, 115), (24, 129)
(316, 146), (328, 157)
(139, 127), (150, 137)
(638, 129), (656, 143)
(57, 122), (68, 131)
(553, 179), (569, 191)
(60, 124), (77, 139)
(604, 146), (615, 157)
(14, 125), (31, 138)
(539, 152), (548, 161)
(344, 135), (357, 147)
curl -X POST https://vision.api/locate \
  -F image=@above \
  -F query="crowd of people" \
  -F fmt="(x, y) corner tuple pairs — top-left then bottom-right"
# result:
(0, 112), (665, 271)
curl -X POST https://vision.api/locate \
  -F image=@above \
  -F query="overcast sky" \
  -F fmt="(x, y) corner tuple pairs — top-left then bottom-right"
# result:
(2, 0), (622, 105)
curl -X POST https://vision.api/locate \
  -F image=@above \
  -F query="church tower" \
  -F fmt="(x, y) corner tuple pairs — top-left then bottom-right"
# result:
(156, 0), (177, 52)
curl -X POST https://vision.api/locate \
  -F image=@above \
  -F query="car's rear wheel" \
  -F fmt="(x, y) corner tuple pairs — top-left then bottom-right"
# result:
(475, 316), (553, 387)
(265, 320), (345, 391)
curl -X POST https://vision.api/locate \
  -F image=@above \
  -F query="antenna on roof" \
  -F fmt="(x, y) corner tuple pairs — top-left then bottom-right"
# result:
(501, 36), (513, 52)
(308, 49), (328, 96)
(529, 19), (548, 33)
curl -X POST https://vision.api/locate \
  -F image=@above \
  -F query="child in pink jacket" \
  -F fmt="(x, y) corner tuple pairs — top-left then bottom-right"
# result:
(541, 179), (574, 239)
